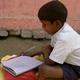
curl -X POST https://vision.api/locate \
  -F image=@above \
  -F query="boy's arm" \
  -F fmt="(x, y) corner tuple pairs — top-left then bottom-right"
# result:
(41, 44), (53, 59)
(44, 57), (55, 65)
(19, 50), (43, 57)
(19, 44), (53, 57)
(42, 45), (55, 65)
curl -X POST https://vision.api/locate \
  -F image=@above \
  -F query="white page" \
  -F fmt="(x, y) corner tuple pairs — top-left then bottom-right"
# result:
(1, 56), (43, 76)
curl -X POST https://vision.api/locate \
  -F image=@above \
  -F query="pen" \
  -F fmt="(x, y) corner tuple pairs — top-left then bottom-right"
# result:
(26, 46), (36, 52)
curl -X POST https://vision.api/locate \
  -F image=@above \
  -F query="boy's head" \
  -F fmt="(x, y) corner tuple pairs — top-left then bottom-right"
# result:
(38, 0), (68, 35)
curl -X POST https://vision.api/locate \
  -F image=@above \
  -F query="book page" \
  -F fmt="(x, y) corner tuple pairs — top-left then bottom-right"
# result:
(1, 56), (43, 76)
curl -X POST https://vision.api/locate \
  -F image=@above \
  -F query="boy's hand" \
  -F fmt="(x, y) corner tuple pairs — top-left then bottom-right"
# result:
(19, 51), (44, 57)
(18, 52), (32, 56)
(41, 44), (53, 59)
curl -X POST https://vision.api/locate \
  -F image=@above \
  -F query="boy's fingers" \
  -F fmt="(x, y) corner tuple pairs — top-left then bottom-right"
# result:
(19, 52), (30, 56)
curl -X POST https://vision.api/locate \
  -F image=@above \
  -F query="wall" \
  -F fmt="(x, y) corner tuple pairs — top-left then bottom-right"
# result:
(60, 0), (80, 30)
(0, 0), (80, 30)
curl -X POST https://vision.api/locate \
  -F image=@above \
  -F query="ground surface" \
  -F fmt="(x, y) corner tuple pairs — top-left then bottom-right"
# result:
(0, 36), (50, 59)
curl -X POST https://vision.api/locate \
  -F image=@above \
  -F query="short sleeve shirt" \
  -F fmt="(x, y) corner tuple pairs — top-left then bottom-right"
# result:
(49, 23), (80, 66)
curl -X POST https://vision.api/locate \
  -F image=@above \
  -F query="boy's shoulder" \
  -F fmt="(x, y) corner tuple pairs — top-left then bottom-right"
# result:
(52, 23), (80, 42)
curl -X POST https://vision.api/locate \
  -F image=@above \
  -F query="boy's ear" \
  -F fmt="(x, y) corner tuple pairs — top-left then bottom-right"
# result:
(55, 20), (62, 27)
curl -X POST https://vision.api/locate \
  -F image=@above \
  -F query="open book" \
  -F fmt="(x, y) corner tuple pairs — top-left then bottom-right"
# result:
(1, 56), (43, 76)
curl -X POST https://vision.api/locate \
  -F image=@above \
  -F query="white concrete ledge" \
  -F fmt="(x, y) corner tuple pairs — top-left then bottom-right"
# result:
(21, 29), (32, 38)
(0, 28), (51, 39)
(9, 29), (21, 36)
(32, 29), (45, 39)
(0, 28), (8, 37)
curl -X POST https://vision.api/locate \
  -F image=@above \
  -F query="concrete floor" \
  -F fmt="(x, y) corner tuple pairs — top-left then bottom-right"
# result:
(0, 37), (80, 80)
(0, 36), (50, 59)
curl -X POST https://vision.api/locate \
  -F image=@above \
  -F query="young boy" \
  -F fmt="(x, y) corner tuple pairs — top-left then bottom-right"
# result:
(36, 0), (80, 80)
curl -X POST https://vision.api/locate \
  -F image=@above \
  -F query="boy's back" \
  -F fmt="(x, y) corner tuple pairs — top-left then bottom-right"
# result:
(49, 22), (80, 66)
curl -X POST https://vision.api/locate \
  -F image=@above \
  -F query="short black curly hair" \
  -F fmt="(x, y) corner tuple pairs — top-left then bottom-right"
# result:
(38, 0), (68, 23)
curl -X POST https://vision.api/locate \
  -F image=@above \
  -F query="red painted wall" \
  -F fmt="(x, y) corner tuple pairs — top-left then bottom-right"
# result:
(0, 0), (80, 30)
(60, 0), (80, 30)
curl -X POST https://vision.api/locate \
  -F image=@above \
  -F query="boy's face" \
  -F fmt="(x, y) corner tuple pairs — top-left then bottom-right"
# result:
(41, 20), (61, 35)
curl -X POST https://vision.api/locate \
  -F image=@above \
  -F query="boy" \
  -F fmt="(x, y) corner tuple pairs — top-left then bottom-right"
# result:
(37, 0), (80, 80)
(22, 0), (80, 80)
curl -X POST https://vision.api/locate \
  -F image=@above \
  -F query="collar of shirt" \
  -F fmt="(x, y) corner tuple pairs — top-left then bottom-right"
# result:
(51, 22), (73, 39)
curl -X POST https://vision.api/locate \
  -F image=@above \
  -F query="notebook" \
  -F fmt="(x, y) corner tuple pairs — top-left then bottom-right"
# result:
(1, 56), (43, 76)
